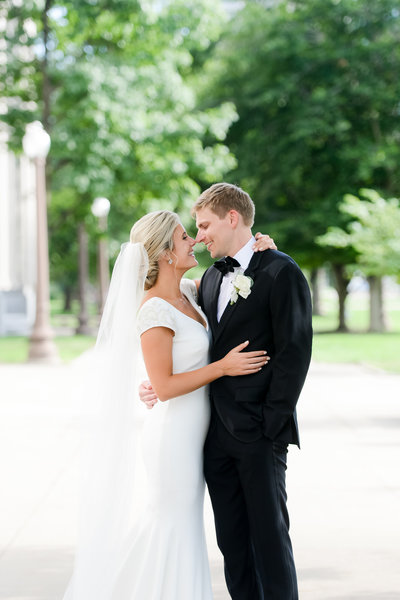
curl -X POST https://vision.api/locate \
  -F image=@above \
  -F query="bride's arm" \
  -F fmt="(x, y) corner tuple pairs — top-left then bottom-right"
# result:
(253, 232), (277, 251)
(140, 327), (268, 402)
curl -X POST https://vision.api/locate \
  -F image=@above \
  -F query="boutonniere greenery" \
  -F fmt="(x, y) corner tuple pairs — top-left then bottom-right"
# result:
(230, 272), (254, 304)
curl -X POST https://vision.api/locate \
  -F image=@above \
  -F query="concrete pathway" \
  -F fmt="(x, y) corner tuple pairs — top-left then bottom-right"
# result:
(0, 360), (399, 600)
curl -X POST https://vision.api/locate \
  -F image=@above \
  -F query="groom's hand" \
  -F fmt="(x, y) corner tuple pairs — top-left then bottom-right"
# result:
(139, 380), (159, 409)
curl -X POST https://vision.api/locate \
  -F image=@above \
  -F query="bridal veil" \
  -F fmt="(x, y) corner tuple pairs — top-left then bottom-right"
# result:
(63, 242), (149, 600)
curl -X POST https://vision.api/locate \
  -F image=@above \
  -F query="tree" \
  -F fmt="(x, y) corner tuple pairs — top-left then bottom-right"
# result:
(317, 189), (400, 332)
(200, 0), (400, 326)
(1, 0), (236, 308)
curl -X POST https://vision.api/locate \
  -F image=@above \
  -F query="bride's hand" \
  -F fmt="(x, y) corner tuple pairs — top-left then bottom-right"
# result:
(252, 232), (277, 252)
(219, 341), (270, 376)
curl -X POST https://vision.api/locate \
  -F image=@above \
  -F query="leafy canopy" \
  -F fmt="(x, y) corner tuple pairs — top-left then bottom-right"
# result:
(200, 0), (400, 267)
(317, 189), (400, 279)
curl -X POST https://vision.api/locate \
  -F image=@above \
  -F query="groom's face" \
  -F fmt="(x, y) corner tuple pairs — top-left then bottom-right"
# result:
(194, 207), (233, 258)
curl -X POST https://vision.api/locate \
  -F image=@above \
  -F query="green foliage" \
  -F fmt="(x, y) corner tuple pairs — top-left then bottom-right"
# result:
(201, 0), (400, 267)
(318, 189), (400, 278)
(1, 0), (236, 293)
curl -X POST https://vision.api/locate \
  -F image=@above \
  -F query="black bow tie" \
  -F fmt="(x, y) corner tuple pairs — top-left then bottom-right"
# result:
(213, 256), (240, 276)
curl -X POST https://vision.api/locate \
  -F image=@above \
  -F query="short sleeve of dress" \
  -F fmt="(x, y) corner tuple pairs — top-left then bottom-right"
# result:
(137, 298), (177, 336)
(180, 278), (198, 303)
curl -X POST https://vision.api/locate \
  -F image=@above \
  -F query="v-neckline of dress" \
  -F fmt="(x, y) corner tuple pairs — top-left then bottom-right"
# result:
(156, 295), (208, 331)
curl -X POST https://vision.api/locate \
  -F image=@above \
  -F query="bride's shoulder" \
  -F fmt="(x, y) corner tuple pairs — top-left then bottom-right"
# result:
(138, 295), (170, 315)
(180, 278), (198, 302)
(137, 296), (176, 336)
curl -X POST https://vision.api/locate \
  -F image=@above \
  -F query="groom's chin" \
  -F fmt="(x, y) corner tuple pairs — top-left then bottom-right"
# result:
(208, 248), (220, 259)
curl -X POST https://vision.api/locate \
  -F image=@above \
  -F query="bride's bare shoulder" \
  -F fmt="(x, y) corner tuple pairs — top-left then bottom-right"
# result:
(139, 291), (165, 310)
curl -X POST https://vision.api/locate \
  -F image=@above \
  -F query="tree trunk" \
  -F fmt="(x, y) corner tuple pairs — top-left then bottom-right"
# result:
(42, 1), (53, 205)
(332, 264), (350, 332)
(310, 268), (322, 316)
(368, 275), (386, 332)
(42, 0), (52, 133)
(63, 286), (73, 312)
(76, 223), (91, 334)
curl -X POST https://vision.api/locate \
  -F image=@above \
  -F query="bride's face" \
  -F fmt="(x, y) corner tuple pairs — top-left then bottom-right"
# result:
(170, 225), (198, 271)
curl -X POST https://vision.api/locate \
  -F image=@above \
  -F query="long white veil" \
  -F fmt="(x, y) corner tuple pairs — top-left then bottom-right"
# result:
(63, 242), (149, 599)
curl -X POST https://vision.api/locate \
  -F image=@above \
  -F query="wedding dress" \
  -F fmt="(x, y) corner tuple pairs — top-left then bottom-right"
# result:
(64, 241), (213, 600)
(110, 279), (213, 599)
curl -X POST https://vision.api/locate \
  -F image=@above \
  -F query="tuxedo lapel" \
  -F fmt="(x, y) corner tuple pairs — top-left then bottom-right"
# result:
(210, 271), (222, 336)
(213, 251), (264, 344)
(214, 297), (237, 343)
(202, 267), (222, 338)
(243, 249), (263, 279)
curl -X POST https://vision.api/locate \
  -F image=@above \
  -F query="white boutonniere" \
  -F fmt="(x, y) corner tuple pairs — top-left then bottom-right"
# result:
(230, 271), (253, 304)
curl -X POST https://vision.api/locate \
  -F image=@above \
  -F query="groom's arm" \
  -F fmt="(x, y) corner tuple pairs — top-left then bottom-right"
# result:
(139, 380), (159, 409)
(262, 261), (313, 440)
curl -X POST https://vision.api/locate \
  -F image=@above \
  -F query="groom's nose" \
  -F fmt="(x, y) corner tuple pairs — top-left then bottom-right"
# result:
(195, 230), (205, 244)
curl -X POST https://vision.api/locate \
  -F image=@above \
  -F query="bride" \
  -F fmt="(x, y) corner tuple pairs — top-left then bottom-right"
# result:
(63, 210), (272, 600)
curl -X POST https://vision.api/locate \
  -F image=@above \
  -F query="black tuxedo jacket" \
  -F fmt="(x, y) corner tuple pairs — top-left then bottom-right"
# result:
(198, 249), (312, 446)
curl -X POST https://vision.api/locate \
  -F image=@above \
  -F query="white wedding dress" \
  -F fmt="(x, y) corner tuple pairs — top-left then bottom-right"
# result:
(108, 278), (213, 599)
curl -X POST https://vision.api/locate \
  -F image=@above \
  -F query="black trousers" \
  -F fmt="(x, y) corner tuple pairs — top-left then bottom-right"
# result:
(204, 414), (298, 600)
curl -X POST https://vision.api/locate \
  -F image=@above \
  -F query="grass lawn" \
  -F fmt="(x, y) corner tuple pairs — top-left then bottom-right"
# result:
(312, 332), (400, 373)
(0, 335), (95, 364)
(1, 290), (399, 373)
(311, 290), (400, 373)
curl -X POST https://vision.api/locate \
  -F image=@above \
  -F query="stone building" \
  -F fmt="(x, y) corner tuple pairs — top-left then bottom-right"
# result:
(0, 127), (36, 335)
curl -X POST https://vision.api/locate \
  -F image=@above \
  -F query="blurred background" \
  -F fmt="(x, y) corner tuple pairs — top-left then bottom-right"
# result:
(0, 0), (399, 368)
(1, 2), (400, 599)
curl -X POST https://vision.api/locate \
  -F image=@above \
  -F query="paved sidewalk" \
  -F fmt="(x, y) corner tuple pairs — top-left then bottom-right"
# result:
(0, 360), (399, 600)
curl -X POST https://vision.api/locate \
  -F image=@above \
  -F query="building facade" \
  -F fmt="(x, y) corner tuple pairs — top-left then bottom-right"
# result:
(0, 127), (36, 335)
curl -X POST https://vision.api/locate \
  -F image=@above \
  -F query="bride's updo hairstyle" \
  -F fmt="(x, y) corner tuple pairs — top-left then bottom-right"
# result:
(130, 210), (181, 290)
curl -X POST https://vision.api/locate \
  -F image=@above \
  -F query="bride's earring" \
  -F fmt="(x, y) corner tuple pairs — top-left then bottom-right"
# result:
(168, 258), (173, 264)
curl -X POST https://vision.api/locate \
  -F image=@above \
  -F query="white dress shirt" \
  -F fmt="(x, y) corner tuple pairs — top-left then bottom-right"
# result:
(217, 236), (255, 321)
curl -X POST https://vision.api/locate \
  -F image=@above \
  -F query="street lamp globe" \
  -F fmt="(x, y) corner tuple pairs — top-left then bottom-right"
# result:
(22, 121), (51, 159)
(91, 196), (111, 219)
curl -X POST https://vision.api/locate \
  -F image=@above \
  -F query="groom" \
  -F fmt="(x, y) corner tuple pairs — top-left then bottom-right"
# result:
(143, 183), (312, 599)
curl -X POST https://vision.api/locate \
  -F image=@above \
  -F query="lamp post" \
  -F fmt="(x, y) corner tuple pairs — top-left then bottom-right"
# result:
(91, 197), (110, 314)
(76, 223), (91, 335)
(22, 121), (59, 363)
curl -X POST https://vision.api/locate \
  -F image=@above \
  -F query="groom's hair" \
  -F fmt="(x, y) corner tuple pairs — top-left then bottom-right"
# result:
(191, 182), (255, 227)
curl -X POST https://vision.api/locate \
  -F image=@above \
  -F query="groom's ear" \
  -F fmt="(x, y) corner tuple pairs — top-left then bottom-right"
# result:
(228, 210), (240, 229)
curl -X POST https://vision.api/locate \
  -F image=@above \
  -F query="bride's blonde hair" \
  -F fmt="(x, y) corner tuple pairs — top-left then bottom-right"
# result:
(130, 210), (181, 290)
